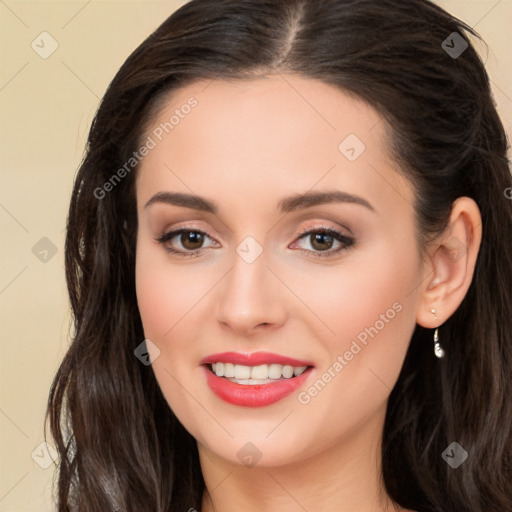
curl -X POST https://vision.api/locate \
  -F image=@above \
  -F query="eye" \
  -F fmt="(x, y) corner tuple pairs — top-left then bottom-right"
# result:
(155, 228), (218, 258)
(290, 225), (355, 259)
(155, 224), (355, 259)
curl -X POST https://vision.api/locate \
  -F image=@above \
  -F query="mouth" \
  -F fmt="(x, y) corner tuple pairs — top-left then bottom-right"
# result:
(200, 352), (315, 407)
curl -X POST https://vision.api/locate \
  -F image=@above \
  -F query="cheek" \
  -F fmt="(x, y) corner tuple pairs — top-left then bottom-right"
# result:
(135, 242), (207, 340)
(294, 244), (420, 428)
(135, 245), (212, 439)
(289, 242), (419, 353)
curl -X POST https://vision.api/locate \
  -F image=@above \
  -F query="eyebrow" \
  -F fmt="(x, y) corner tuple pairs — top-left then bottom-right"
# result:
(143, 190), (375, 214)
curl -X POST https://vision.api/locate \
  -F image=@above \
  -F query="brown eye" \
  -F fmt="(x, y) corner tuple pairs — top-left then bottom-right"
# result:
(309, 232), (336, 251)
(292, 227), (355, 260)
(179, 231), (205, 250)
(156, 228), (217, 258)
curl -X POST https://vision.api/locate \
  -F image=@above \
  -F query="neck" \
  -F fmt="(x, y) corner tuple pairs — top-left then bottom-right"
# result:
(198, 404), (405, 512)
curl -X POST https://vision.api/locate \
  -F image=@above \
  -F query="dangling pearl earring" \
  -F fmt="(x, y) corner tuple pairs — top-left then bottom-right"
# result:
(430, 308), (445, 358)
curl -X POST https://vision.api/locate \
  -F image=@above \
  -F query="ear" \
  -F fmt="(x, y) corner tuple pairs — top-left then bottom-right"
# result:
(416, 197), (482, 328)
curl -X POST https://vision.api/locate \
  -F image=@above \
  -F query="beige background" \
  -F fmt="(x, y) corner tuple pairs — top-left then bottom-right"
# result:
(0, 1), (510, 510)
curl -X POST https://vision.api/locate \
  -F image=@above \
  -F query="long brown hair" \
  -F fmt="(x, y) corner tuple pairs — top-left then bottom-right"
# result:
(46, 1), (512, 510)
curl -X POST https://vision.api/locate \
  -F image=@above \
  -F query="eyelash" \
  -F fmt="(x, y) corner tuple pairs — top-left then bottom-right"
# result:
(155, 224), (355, 260)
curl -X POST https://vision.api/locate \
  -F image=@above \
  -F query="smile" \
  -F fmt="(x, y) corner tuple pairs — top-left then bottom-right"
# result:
(210, 362), (308, 383)
(200, 352), (315, 407)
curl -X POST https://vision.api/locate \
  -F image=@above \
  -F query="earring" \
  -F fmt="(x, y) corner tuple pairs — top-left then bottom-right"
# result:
(430, 308), (445, 358)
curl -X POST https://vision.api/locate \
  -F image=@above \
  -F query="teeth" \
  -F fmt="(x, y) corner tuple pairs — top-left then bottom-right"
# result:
(224, 363), (235, 378)
(251, 364), (268, 379)
(234, 364), (251, 379)
(293, 366), (305, 376)
(282, 365), (294, 378)
(268, 364), (282, 379)
(212, 362), (224, 377)
(211, 363), (308, 380)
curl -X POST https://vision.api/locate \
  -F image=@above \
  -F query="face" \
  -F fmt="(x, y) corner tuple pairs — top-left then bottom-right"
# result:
(135, 74), (424, 467)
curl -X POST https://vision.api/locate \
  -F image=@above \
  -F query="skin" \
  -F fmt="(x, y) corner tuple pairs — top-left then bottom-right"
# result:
(134, 74), (482, 512)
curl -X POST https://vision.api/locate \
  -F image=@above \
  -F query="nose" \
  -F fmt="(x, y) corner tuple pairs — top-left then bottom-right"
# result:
(216, 246), (287, 335)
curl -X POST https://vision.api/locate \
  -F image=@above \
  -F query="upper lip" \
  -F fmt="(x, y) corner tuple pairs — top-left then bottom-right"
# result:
(199, 351), (314, 367)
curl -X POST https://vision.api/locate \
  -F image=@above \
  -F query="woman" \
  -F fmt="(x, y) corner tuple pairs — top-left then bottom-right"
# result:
(46, 0), (512, 510)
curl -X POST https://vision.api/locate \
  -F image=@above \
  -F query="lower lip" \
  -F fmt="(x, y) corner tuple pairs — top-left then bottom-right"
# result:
(203, 365), (313, 407)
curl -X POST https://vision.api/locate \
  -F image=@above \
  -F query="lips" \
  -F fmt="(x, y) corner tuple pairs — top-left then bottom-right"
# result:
(200, 351), (315, 407)
(199, 351), (313, 367)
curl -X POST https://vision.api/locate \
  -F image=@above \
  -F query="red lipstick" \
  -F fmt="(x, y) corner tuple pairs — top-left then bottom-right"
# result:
(199, 351), (313, 367)
(200, 351), (314, 407)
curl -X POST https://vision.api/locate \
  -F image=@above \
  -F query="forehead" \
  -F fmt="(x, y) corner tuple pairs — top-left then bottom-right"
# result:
(136, 74), (413, 214)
